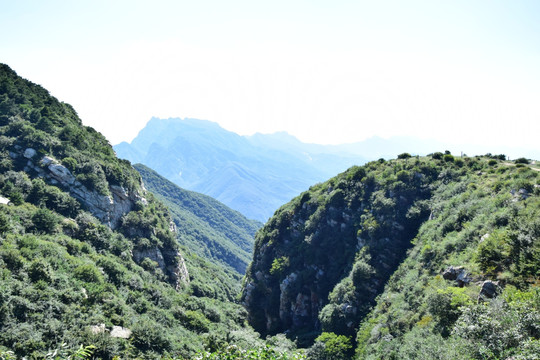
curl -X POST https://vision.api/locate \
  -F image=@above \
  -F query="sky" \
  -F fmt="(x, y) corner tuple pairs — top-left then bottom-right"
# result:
(1, 0), (540, 155)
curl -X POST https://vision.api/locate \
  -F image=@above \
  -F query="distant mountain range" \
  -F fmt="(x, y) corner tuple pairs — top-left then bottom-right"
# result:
(114, 118), (367, 222)
(114, 117), (540, 222)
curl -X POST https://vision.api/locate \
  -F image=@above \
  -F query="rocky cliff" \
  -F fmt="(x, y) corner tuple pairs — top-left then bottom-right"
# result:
(0, 63), (187, 287)
(242, 153), (540, 356)
(242, 157), (434, 342)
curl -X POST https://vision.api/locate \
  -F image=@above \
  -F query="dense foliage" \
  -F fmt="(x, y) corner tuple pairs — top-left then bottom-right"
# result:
(135, 164), (260, 275)
(243, 152), (540, 358)
(0, 64), (140, 196)
(355, 155), (540, 359)
(0, 64), (268, 359)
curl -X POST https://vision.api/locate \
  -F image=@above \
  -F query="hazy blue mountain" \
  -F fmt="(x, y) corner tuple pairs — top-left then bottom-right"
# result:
(134, 163), (261, 274)
(115, 118), (367, 222)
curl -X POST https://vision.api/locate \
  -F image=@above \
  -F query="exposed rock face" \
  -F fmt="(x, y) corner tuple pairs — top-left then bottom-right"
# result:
(110, 326), (132, 339)
(20, 149), (145, 229)
(132, 243), (190, 289)
(164, 247), (190, 288)
(90, 324), (106, 334)
(479, 280), (500, 301)
(133, 247), (167, 270)
(14, 148), (190, 288)
(242, 164), (433, 340)
(442, 266), (471, 287)
(90, 324), (132, 339)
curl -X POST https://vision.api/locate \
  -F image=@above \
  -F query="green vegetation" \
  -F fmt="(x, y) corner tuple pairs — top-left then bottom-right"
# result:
(2, 62), (539, 359)
(0, 64), (273, 359)
(134, 164), (260, 275)
(243, 153), (539, 358)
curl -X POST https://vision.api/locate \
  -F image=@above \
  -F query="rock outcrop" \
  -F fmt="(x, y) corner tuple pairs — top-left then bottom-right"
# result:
(11, 147), (189, 288)
(242, 163), (434, 340)
(442, 266), (471, 287)
(133, 246), (190, 289)
(478, 280), (500, 302)
(13, 148), (145, 229)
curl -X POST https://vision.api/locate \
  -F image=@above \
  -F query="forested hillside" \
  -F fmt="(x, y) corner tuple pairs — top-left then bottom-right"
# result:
(135, 164), (260, 281)
(0, 64), (295, 359)
(243, 152), (539, 359)
(2, 62), (538, 359)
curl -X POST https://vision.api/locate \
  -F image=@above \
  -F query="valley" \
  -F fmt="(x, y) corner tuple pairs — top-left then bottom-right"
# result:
(0, 64), (538, 359)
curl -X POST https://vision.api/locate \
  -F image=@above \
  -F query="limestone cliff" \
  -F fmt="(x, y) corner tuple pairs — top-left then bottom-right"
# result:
(13, 147), (145, 229)
(0, 63), (188, 288)
(241, 159), (435, 343)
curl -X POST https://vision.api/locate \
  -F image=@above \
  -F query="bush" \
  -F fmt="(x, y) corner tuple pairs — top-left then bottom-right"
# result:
(398, 153), (412, 159)
(443, 154), (455, 163)
(31, 208), (59, 234)
(474, 230), (511, 275)
(432, 152), (443, 160)
(73, 263), (103, 283)
(131, 317), (172, 352)
(270, 256), (290, 276)
(306, 332), (352, 360)
(427, 287), (473, 336)
(515, 157), (530, 164)
(27, 259), (52, 283)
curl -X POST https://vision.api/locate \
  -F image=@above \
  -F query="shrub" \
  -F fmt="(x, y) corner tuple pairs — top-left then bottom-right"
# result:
(427, 287), (473, 336)
(443, 154), (455, 163)
(432, 152), (443, 160)
(73, 263), (103, 283)
(131, 317), (172, 352)
(270, 256), (290, 276)
(351, 259), (374, 284)
(27, 259), (52, 283)
(398, 153), (412, 159)
(474, 230), (511, 275)
(31, 208), (59, 234)
(61, 157), (77, 172)
(515, 157), (530, 164)
(306, 332), (352, 360)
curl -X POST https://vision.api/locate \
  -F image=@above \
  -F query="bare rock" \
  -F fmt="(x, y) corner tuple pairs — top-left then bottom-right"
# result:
(478, 280), (500, 302)
(442, 266), (471, 287)
(110, 326), (131, 339)
(134, 247), (190, 289)
(133, 247), (166, 270)
(23, 148), (36, 159)
(170, 250), (190, 288)
(90, 324), (107, 334)
(48, 163), (76, 185)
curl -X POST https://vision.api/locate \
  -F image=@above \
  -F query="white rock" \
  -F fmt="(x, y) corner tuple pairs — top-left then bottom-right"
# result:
(110, 326), (131, 339)
(90, 323), (106, 334)
(23, 148), (36, 159)
(48, 163), (76, 185)
(40, 156), (56, 166)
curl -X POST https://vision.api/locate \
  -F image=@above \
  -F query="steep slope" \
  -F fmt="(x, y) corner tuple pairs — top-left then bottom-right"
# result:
(242, 153), (539, 358)
(114, 117), (366, 222)
(134, 163), (260, 274)
(0, 64), (253, 359)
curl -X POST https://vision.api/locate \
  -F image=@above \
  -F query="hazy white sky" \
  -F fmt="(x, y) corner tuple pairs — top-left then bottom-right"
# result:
(1, 0), (539, 150)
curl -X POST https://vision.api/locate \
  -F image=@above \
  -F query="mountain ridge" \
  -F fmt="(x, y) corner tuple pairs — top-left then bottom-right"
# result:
(134, 163), (260, 275)
(114, 117), (367, 222)
(242, 153), (540, 358)
(0, 63), (275, 359)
